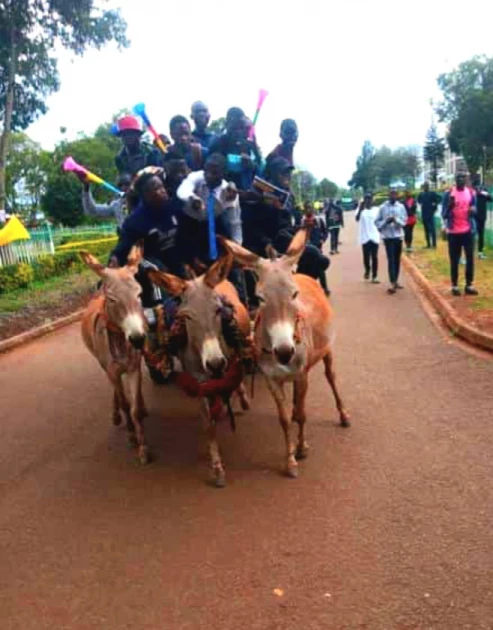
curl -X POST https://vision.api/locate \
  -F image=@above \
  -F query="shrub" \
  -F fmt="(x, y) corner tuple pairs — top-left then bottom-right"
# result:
(0, 262), (34, 293)
(0, 238), (116, 294)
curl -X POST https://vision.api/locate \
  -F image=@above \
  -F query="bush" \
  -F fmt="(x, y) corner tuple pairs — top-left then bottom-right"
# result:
(0, 239), (116, 294)
(0, 262), (34, 293)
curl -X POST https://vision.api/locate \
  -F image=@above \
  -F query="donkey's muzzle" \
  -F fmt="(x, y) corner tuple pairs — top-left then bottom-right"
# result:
(206, 356), (227, 376)
(129, 333), (146, 350)
(274, 344), (295, 366)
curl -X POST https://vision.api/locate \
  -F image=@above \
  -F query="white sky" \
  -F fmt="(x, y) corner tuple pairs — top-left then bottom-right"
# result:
(26, 0), (493, 186)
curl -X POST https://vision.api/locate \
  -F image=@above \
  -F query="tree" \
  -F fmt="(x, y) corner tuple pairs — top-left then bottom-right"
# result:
(0, 0), (129, 214)
(423, 124), (446, 187)
(348, 140), (377, 192)
(42, 133), (121, 225)
(317, 178), (338, 199)
(208, 117), (226, 135)
(291, 170), (318, 203)
(437, 55), (493, 174)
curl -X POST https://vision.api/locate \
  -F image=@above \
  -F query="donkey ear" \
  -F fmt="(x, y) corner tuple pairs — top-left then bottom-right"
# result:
(80, 250), (106, 277)
(265, 244), (279, 261)
(282, 228), (309, 266)
(126, 240), (144, 273)
(204, 252), (233, 289)
(148, 270), (188, 296)
(220, 237), (261, 269)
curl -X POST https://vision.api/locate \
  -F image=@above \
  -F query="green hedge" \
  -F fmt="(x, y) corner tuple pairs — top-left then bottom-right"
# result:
(0, 239), (116, 294)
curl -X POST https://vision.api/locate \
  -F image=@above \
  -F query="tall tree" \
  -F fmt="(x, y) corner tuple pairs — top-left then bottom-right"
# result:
(348, 140), (377, 192)
(423, 124), (446, 187)
(317, 178), (338, 199)
(0, 0), (129, 214)
(208, 117), (226, 135)
(437, 55), (493, 174)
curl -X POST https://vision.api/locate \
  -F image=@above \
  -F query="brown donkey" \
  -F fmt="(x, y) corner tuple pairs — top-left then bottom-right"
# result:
(224, 229), (350, 478)
(149, 253), (250, 487)
(80, 246), (151, 464)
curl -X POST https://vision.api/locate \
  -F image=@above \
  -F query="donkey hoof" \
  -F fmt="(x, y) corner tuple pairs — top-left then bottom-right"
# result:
(240, 397), (251, 412)
(112, 414), (122, 427)
(295, 444), (309, 460)
(285, 463), (299, 479)
(209, 469), (226, 488)
(340, 414), (351, 428)
(137, 447), (152, 465)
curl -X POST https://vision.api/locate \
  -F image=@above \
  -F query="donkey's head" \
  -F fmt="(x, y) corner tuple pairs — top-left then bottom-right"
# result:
(80, 245), (146, 350)
(149, 253), (233, 377)
(224, 230), (308, 367)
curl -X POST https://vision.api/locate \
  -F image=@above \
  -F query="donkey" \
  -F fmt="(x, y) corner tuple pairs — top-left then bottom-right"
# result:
(148, 253), (250, 487)
(80, 245), (151, 464)
(224, 229), (350, 478)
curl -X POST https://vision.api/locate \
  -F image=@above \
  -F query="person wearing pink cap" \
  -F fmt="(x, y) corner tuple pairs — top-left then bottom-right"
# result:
(115, 115), (163, 177)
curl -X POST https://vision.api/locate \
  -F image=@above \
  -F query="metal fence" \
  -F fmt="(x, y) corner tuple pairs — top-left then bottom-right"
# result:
(0, 222), (117, 267)
(0, 224), (55, 267)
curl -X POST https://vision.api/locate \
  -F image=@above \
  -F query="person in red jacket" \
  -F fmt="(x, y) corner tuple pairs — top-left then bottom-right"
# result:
(403, 189), (417, 252)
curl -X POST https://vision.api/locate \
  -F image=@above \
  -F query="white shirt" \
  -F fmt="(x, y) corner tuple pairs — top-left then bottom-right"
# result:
(177, 170), (242, 244)
(358, 206), (380, 245)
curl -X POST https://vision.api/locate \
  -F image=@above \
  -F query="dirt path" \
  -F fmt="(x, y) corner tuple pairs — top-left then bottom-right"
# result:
(1, 217), (493, 629)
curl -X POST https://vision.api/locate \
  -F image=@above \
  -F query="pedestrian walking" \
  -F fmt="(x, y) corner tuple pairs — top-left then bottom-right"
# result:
(417, 182), (441, 248)
(356, 192), (380, 283)
(326, 199), (344, 255)
(403, 189), (417, 252)
(442, 173), (478, 296)
(375, 188), (407, 294)
(472, 175), (492, 260)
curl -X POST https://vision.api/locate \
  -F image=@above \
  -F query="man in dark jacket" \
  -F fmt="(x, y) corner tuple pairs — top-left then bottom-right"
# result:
(417, 182), (441, 248)
(114, 115), (164, 177)
(190, 101), (216, 150)
(472, 176), (492, 259)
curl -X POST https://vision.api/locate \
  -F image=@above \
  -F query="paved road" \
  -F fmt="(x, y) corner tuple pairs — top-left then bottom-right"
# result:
(2, 219), (493, 630)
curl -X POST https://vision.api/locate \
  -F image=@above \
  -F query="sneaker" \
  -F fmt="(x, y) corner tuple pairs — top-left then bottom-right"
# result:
(459, 257), (466, 265)
(478, 252), (487, 260)
(387, 286), (397, 295)
(451, 286), (461, 297)
(465, 286), (479, 296)
(364, 272), (370, 280)
(372, 278), (380, 284)
(324, 289), (331, 297)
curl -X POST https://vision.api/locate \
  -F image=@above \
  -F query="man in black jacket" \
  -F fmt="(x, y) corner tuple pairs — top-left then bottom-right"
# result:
(472, 176), (492, 259)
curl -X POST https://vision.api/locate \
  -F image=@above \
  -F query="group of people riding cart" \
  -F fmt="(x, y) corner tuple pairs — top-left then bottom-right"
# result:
(76, 102), (332, 382)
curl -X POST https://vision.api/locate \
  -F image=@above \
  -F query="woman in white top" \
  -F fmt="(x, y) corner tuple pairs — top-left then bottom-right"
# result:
(356, 192), (381, 283)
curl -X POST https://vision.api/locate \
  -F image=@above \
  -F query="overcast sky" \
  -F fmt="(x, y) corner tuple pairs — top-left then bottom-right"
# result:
(26, 0), (493, 186)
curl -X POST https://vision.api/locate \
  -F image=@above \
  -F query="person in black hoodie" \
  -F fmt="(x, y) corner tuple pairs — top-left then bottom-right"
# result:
(472, 175), (492, 259)
(242, 157), (330, 300)
(209, 107), (263, 194)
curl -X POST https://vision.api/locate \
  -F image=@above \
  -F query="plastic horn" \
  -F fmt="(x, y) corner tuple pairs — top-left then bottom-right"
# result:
(249, 89), (269, 139)
(133, 102), (167, 154)
(63, 157), (122, 195)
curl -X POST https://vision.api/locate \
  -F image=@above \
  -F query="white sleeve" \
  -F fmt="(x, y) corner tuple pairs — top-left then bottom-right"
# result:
(177, 171), (204, 201)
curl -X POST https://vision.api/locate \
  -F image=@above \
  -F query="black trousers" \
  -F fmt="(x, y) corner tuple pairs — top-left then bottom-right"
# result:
(330, 228), (340, 252)
(477, 216), (486, 253)
(448, 232), (474, 287)
(404, 224), (415, 249)
(422, 213), (437, 248)
(384, 238), (403, 284)
(362, 241), (379, 278)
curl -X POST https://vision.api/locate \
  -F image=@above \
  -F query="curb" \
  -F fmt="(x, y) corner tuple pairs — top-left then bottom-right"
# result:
(402, 255), (493, 353)
(0, 309), (84, 356)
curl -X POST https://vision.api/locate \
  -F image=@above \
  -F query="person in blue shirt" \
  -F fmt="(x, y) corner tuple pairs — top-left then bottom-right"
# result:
(209, 107), (263, 194)
(163, 115), (207, 172)
(191, 101), (216, 150)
